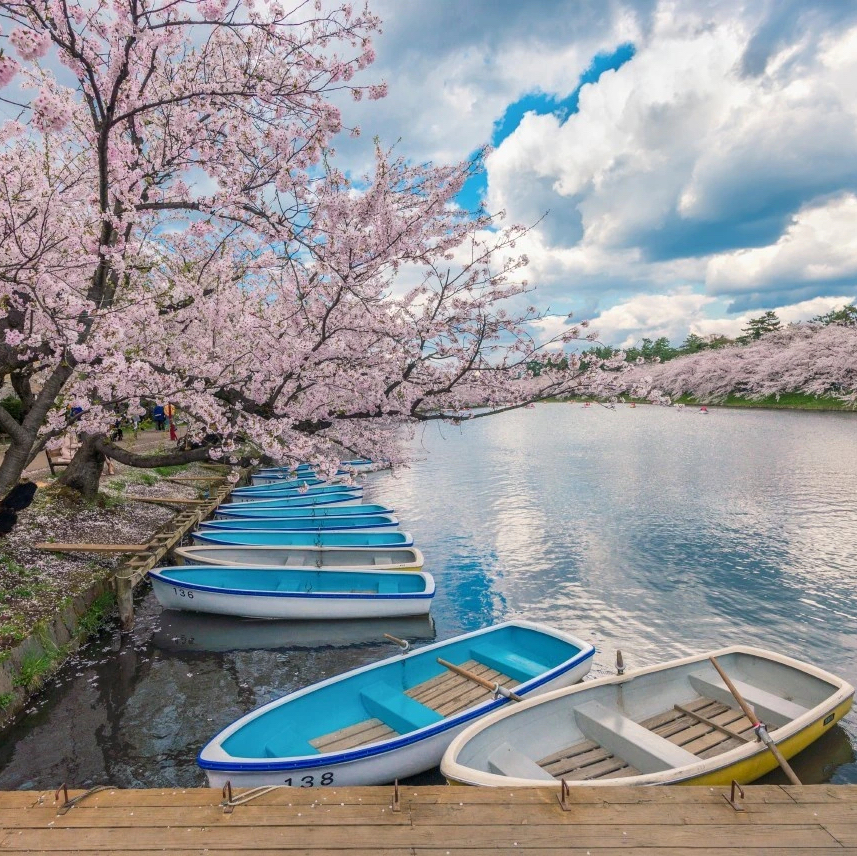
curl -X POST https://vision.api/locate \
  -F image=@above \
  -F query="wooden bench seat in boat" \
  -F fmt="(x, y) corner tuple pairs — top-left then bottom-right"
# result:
(487, 742), (556, 781)
(468, 644), (548, 682)
(306, 660), (519, 755)
(359, 682), (444, 733)
(688, 674), (809, 726)
(573, 700), (699, 773)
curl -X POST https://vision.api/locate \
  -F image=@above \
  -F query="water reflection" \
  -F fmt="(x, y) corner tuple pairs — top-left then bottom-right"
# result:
(1, 405), (856, 788)
(153, 610), (436, 653)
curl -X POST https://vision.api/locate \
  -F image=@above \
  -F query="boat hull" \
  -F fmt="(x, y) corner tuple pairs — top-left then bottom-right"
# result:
(222, 494), (363, 508)
(230, 490), (363, 505)
(198, 515), (399, 534)
(199, 622), (594, 788)
(190, 530), (414, 548)
(149, 568), (434, 620)
(214, 503), (393, 520)
(440, 646), (855, 789)
(173, 545), (425, 570)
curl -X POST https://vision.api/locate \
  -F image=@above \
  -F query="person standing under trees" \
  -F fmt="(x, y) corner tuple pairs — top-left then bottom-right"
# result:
(152, 404), (166, 431)
(165, 404), (177, 442)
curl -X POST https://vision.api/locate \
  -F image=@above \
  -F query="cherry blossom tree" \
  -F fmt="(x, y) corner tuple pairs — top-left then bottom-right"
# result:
(0, 0), (383, 494)
(629, 323), (857, 406)
(0, 0), (610, 499)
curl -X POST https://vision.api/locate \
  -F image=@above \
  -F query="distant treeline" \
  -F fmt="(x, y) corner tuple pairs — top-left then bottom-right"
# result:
(530, 303), (857, 373)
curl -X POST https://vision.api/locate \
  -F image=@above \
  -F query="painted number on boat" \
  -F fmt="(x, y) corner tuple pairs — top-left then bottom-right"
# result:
(824, 713), (835, 726)
(172, 587), (194, 599)
(283, 773), (334, 787)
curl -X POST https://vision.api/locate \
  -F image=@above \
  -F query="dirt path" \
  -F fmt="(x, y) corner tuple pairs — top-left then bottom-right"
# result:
(0, 428), (178, 482)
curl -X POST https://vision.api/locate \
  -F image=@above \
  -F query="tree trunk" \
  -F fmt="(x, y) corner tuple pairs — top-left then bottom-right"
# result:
(58, 434), (107, 500)
(0, 432), (38, 498)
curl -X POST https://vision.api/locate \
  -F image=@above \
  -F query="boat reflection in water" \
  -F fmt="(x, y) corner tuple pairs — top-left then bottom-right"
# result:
(153, 609), (437, 653)
(758, 722), (855, 785)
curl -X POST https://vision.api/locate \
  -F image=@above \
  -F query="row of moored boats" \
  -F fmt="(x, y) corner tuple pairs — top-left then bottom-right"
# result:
(145, 462), (854, 791)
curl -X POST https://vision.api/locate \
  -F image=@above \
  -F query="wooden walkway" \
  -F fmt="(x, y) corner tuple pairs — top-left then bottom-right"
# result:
(0, 784), (854, 854)
(115, 473), (235, 627)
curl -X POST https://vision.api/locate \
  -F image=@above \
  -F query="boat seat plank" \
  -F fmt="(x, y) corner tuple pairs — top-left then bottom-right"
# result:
(574, 701), (699, 773)
(688, 673), (809, 726)
(468, 643), (549, 682)
(309, 718), (396, 753)
(360, 682), (443, 733)
(487, 743), (556, 781)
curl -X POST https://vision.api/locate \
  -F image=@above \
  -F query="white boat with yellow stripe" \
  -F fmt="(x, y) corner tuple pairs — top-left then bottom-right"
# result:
(440, 645), (854, 788)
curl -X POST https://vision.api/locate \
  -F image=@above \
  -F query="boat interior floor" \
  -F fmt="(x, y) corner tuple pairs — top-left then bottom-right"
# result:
(309, 660), (519, 755)
(537, 696), (756, 780)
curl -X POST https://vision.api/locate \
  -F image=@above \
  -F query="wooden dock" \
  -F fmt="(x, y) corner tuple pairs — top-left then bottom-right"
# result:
(0, 784), (854, 854)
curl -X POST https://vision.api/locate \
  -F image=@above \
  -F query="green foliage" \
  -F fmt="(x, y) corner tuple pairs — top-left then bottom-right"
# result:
(0, 395), (23, 427)
(13, 650), (55, 688)
(624, 337), (678, 363)
(77, 591), (115, 635)
(812, 303), (857, 327)
(673, 392), (852, 410)
(0, 692), (13, 709)
(152, 464), (189, 477)
(739, 310), (781, 342)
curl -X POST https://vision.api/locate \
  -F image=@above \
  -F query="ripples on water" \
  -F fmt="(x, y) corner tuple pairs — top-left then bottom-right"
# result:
(1, 404), (856, 788)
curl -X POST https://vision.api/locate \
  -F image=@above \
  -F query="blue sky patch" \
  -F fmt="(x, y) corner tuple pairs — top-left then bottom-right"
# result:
(457, 42), (636, 212)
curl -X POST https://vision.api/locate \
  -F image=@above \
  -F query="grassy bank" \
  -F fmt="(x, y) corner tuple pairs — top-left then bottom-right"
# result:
(671, 392), (854, 411)
(554, 393), (854, 411)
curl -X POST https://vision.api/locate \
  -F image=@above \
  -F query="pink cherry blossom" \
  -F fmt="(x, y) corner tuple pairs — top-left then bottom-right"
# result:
(0, 55), (19, 87)
(9, 28), (50, 61)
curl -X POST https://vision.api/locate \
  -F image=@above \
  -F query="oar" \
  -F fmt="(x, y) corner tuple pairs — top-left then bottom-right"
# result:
(384, 633), (410, 654)
(437, 657), (523, 701)
(709, 656), (801, 785)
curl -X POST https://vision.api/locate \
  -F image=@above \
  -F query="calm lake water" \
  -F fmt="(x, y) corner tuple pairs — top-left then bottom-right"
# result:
(2, 403), (857, 788)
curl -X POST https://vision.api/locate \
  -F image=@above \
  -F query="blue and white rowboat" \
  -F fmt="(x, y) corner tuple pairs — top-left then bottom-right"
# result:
(173, 545), (425, 570)
(197, 621), (594, 787)
(232, 484), (363, 500)
(148, 566), (435, 620)
(220, 492), (363, 510)
(214, 503), (394, 521)
(191, 530), (415, 548)
(199, 514), (399, 534)
(247, 476), (328, 489)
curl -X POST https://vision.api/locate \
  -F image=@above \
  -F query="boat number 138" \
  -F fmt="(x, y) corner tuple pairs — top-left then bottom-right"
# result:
(172, 587), (194, 599)
(284, 773), (334, 787)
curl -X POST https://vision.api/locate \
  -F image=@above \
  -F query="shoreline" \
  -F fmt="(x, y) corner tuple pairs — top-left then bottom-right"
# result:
(555, 393), (855, 413)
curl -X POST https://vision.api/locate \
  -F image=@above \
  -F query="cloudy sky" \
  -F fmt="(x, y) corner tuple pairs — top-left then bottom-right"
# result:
(337, 0), (857, 348)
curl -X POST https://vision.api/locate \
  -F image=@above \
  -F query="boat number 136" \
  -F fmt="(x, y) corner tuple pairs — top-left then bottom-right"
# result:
(284, 773), (334, 787)
(172, 587), (194, 599)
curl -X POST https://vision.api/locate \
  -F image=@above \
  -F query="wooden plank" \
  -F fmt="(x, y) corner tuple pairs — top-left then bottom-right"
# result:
(0, 822), (842, 850)
(34, 542), (149, 553)
(126, 496), (208, 505)
(1, 785), (813, 809)
(5, 799), (857, 830)
(309, 718), (396, 752)
(674, 703), (751, 742)
(0, 850), (848, 856)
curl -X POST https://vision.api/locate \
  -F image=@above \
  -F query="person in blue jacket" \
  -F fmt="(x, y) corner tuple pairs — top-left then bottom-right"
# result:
(152, 404), (166, 431)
